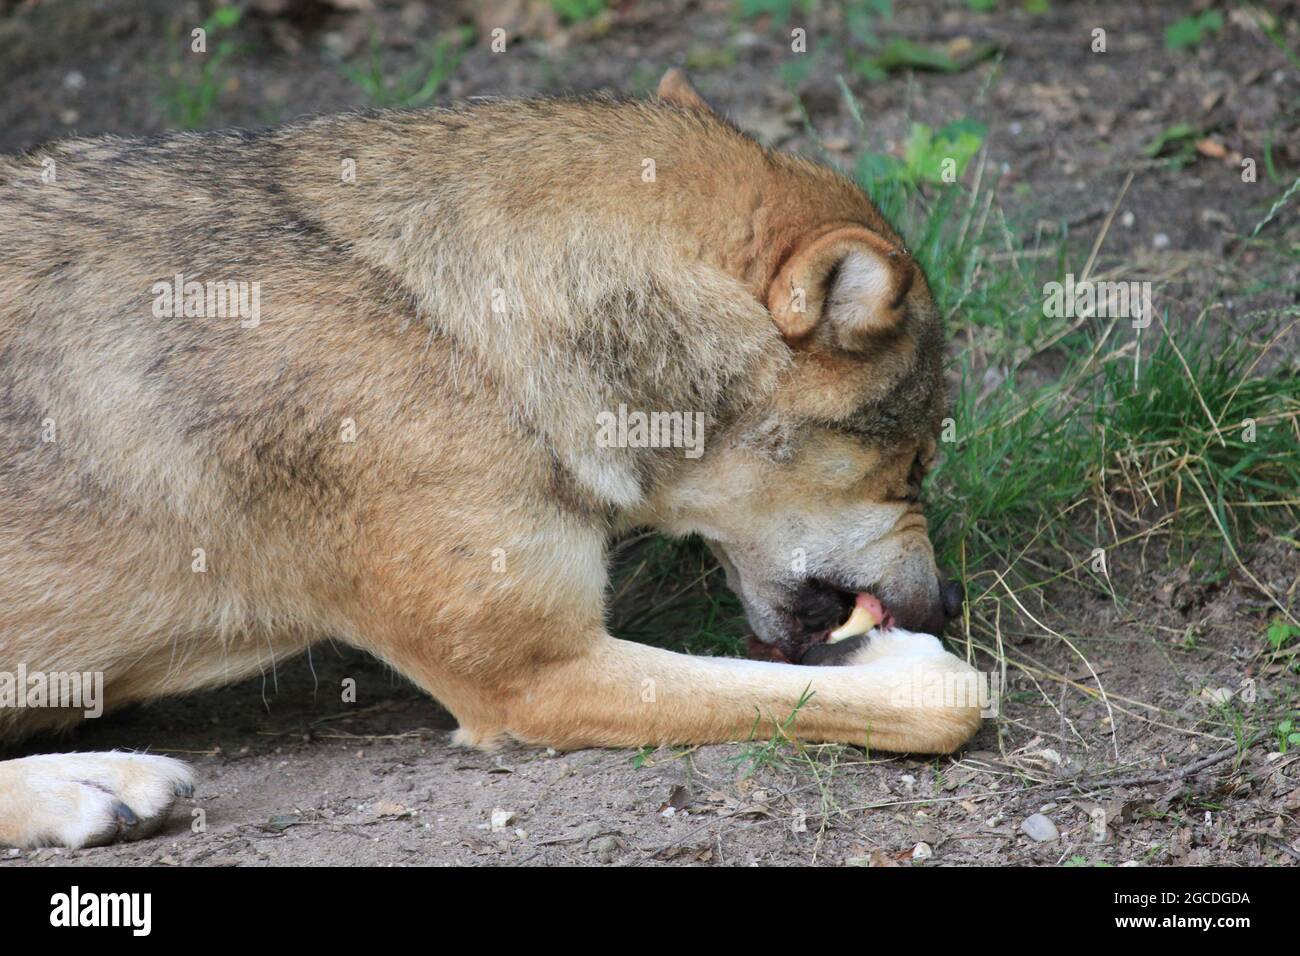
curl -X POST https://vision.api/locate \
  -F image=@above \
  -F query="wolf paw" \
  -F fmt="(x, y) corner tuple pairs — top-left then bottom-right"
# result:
(0, 751), (194, 849)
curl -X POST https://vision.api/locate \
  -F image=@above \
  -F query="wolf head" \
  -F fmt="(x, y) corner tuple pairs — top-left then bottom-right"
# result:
(634, 71), (962, 663)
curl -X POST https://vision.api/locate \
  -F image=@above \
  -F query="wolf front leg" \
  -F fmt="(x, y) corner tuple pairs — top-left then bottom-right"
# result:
(439, 631), (983, 755)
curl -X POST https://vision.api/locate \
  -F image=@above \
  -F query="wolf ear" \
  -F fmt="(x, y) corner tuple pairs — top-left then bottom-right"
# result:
(766, 225), (915, 351)
(656, 69), (714, 114)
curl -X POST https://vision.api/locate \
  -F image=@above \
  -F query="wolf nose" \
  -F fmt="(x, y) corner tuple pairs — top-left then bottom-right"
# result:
(940, 579), (965, 620)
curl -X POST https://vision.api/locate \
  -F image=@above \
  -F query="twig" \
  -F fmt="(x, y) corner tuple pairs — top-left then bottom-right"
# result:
(1079, 171), (1133, 284)
(1270, 838), (1300, 863)
(1047, 731), (1267, 795)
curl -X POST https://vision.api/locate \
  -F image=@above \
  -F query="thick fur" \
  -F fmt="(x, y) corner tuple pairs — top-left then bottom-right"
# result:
(0, 79), (980, 848)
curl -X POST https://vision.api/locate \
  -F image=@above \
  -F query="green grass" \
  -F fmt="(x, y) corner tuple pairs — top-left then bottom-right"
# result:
(730, 686), (816, 777)
(160, 6), (244, 129)
(1165, 10), (1223, 52)
(733, 0), (819, 25)
(337, 29), (467, 109)
(1277, 715), (1300, 753)
(1266, 619), (1300, 676)
(552, 0), (608, 24)
(932, 306), (1300, 569)
(610, 536), (747, 657)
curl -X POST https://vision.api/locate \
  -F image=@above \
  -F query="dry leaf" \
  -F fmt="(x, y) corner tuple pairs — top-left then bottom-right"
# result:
(1195, 137), (1228, 159)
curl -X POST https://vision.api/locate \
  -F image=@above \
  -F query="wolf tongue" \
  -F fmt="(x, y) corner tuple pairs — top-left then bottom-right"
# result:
(827, 593), (882, 642)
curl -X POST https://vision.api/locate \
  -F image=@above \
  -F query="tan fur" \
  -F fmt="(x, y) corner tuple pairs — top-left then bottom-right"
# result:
(0, 74), (978, 846)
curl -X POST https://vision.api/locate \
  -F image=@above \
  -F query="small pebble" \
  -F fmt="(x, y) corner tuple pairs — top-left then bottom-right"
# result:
(590, 835), (620, 864)
(1020, 813), (1060, 842)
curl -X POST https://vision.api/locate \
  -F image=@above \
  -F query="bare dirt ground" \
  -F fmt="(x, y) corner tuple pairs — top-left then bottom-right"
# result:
(1, 0), (1298, 866)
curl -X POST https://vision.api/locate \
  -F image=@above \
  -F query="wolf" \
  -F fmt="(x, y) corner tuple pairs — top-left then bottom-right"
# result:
(0, 71), (980, 849)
